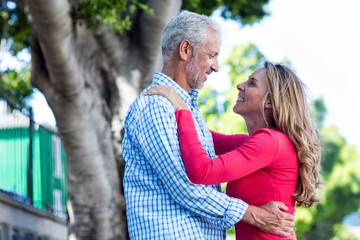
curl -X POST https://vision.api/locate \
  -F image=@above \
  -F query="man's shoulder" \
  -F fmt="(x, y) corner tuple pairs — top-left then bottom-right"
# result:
(125, 94), (176, 126)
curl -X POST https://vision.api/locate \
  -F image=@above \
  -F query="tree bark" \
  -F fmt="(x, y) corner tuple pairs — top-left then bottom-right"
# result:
(22, 0), (181, 238)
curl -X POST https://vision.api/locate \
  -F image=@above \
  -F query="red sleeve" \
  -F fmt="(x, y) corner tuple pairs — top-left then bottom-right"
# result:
(210, 130), (248, 155)
(176, 110), (278, 185)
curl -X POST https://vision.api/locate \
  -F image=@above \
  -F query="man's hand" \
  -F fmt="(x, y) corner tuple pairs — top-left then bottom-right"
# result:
(241, 201), (295, 237)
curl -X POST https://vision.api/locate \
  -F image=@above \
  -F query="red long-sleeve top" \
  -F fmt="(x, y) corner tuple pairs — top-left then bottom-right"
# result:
(176, 110), (298, 239)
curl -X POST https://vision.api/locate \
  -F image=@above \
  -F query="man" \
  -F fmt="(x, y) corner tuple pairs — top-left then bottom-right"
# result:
(122, 10), (294, 239)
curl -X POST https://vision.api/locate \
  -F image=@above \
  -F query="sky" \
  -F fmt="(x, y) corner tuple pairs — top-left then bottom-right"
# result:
(208, 0), (360, 149)
(2, 0), (359, 149)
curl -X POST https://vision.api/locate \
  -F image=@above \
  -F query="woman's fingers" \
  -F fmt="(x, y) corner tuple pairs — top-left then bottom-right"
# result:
(145, 85), (169, 96)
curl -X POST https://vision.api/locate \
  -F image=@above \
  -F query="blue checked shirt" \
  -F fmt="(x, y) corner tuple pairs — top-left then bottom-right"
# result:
(122, 72), (248, 240)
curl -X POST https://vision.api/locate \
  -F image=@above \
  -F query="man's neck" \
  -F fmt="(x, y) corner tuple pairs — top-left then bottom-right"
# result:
(162, 65), (191, 92)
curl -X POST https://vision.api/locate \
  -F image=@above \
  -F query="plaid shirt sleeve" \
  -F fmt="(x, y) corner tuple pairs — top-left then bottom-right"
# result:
(135, 96), (248, 229)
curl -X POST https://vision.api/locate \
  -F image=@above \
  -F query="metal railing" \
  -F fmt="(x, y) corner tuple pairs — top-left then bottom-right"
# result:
(0, 100), (68, 219)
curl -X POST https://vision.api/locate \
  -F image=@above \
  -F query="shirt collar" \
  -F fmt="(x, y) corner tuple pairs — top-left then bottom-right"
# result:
(153, 72), (199, 107)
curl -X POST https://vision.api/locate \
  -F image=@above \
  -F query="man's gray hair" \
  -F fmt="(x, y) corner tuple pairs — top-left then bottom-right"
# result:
(161, 10), (221, 61)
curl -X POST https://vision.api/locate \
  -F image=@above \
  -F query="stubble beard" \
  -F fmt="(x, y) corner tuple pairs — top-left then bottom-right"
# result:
(186, 58), (204, 90)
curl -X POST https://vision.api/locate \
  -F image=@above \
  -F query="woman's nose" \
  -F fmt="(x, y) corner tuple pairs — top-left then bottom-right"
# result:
(237, 83), (244, 91)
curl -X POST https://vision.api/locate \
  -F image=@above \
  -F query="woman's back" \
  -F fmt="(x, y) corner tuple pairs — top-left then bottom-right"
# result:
(224, 128), (298, 239)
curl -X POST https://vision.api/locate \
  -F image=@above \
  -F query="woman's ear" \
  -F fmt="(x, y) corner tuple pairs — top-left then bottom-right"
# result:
(264, 97), (272, 109)
(179, 40), (192, 60)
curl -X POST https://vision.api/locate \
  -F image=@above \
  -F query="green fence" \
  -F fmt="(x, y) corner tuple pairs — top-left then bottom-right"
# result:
(0, 101), (67, 219)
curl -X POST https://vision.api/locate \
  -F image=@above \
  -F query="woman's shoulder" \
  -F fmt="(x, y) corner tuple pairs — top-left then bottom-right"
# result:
(252, 128), (293, 146)
(252, 128), (283, 137)
(251, 129), (297, 164)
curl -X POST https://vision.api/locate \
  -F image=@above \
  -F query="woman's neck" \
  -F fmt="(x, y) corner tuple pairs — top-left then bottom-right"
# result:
(245, 119), (268, 135)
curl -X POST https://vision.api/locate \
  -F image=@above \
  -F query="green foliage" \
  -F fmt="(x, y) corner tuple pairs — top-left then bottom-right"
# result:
(0, 1), (31, 55)
(313, 97), (327, 128)
(224, 43), (265, 85)
(76, 0), (154, 32)
(182, 0), (270, 25)
(198, 86), (222, 130)
(294, 206), (317, 237)
(331, 224), (358, 240)
(0, 67), (33, 110)
(321, 126), (346, 176)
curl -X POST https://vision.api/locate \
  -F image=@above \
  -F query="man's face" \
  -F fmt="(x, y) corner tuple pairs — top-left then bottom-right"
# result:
(186, 30), (221, 90)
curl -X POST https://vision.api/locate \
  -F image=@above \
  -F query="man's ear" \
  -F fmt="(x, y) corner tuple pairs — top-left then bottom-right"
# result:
(179, 40), (192, 60)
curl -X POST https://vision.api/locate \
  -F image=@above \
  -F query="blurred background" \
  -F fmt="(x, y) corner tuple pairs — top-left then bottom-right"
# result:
(1, 0), (359, 239)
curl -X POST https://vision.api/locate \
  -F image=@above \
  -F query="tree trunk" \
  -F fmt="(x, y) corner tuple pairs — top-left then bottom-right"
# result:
(22, 0), (181, 238)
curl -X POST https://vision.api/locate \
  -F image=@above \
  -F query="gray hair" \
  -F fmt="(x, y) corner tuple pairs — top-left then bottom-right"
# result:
(161, 10), (221, 62)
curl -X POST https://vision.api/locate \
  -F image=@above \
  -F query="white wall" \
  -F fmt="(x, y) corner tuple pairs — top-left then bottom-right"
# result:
(0, 193), (68, 240)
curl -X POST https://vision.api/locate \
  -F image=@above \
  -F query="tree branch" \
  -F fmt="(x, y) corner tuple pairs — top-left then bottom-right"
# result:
(137, 0), (182, 87)
(25, 0), (80, 93)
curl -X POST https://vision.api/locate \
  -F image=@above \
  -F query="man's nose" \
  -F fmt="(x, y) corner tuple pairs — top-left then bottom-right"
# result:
(211, 59), (219, 72)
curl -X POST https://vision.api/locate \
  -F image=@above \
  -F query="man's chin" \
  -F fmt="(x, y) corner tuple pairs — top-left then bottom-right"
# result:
(190, 78), (205, 90)
(194, 81), (205, 90)
(193, 84), (204, 90)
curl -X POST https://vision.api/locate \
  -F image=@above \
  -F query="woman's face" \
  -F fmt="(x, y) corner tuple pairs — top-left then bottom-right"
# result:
(233, 68), (268, 119)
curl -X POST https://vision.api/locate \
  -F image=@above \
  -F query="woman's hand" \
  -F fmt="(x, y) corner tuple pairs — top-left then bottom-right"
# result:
(145, 85), (189, 110)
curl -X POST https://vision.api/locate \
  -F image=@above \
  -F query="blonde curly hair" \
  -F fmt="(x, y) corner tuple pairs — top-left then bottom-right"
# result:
(263, 61), (321, 207)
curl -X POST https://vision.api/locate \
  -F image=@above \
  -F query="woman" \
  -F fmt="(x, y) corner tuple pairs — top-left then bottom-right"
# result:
(146, 61), (321, 239)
